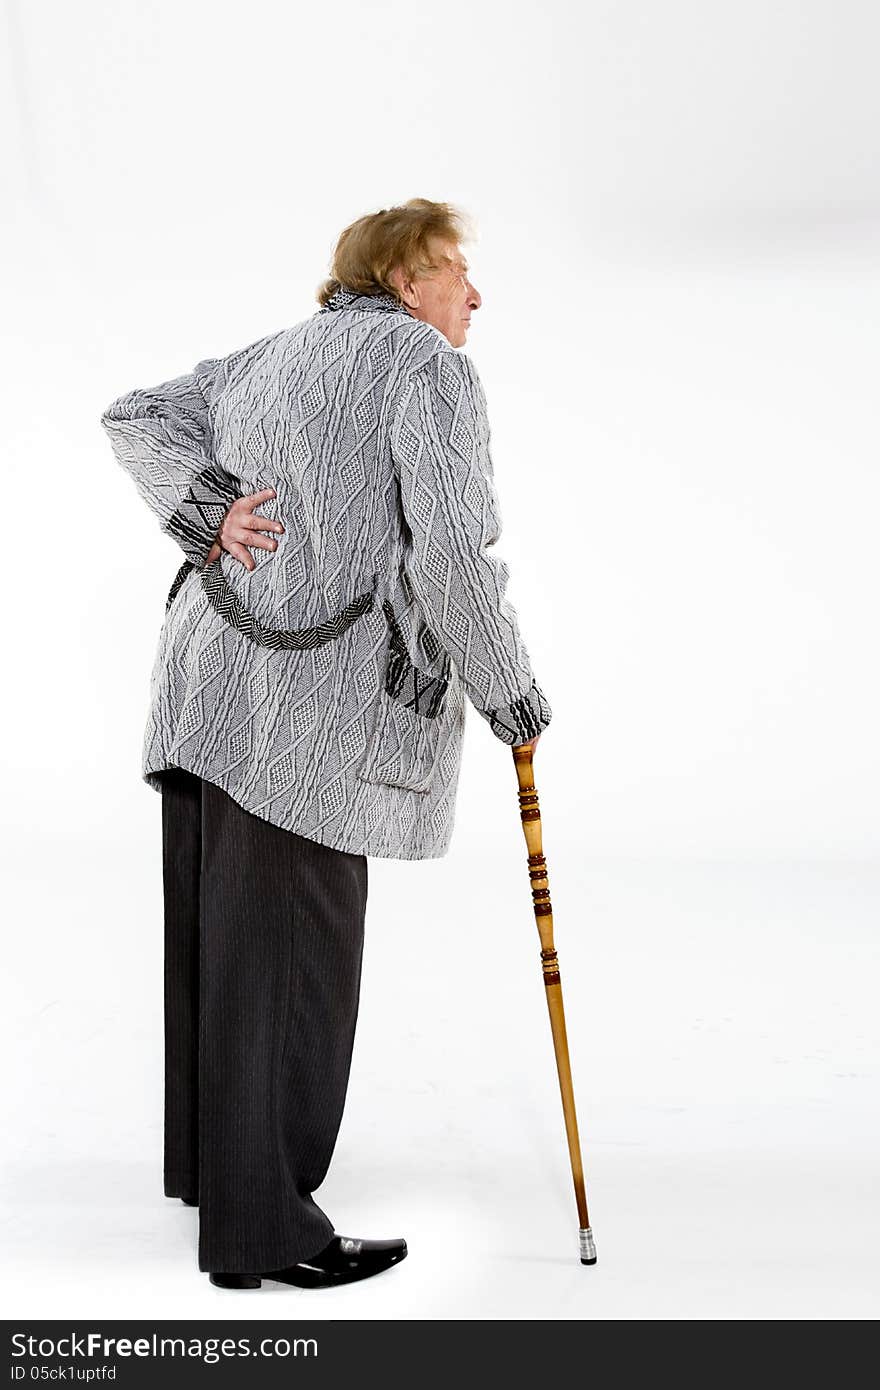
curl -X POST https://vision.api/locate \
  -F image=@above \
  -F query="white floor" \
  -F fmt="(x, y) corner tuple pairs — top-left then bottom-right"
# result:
(3, 819), (877, 1320)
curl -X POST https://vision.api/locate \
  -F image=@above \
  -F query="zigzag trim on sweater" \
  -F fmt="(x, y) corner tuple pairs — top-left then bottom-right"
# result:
(165, 559), (374, 651)
(381, 599), (450, 719)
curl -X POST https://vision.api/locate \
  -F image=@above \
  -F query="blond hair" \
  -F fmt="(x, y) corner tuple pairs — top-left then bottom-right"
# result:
(316, 198), (474, 306)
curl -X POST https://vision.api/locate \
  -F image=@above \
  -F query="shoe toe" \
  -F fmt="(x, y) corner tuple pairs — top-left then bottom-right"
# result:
(258, 1234), (407, 1289)
(307, 1235), (407, 1284)
(340, 1235), (406, 1257)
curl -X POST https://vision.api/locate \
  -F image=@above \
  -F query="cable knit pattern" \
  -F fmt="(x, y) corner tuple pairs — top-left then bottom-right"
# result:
(101, 375), (243, 568)
(100, 290), (551, 859)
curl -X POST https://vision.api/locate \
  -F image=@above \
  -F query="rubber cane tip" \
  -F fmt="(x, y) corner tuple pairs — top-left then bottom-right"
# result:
(580, 1256), (598, 1266)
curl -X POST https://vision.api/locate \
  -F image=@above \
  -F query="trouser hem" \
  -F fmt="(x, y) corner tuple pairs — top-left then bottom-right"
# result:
(164, 1171), (198, 1200)
(197, 1218), (336, 1275)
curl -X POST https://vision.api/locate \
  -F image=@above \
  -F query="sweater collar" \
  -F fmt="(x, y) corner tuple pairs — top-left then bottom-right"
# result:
(319, 285), (409, 316)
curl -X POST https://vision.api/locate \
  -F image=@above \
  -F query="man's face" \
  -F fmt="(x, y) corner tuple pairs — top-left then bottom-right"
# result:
(391, 240), (481, 348)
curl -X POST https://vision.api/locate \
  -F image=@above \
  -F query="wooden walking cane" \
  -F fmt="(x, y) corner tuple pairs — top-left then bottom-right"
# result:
(512, 739), (597, 1265)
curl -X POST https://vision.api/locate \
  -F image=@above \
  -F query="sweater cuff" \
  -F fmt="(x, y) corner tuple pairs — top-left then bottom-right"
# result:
(163, 465), (240, 568)
(479, 679), (552, 745)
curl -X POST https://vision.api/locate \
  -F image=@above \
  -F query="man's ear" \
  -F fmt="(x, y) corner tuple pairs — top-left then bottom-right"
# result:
(389, 267), (420, 309)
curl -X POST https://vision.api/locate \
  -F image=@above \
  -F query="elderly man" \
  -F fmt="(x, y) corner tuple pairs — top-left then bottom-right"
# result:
(101, 198), (552, 1290)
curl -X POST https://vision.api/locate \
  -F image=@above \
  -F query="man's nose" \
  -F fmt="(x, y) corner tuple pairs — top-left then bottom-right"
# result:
(467, 283), (481, 309)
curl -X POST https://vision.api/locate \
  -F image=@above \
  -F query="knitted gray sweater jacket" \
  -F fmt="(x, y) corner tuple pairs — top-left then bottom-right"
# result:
(101, 287), (552, 859)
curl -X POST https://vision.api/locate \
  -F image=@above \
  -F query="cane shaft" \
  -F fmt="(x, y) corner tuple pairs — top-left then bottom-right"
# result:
(544, 981), (589, 1229)
(513, 744), (592, 1237)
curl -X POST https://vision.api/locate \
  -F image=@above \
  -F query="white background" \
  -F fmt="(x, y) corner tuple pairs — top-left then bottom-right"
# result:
(2, 0), (877, 1320)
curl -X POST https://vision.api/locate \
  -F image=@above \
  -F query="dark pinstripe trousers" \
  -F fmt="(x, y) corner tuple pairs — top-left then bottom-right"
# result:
(158, 768), (368, 1273)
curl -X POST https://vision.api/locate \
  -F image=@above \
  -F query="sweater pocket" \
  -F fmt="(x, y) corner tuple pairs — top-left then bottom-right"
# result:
(357, 685), (445, 794)
(356, 598), (451, 794)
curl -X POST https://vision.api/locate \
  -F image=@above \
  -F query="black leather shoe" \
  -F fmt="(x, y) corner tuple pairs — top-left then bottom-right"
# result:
(209, 1235), (407, 1290)
(181, 1197), (198, 1207)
